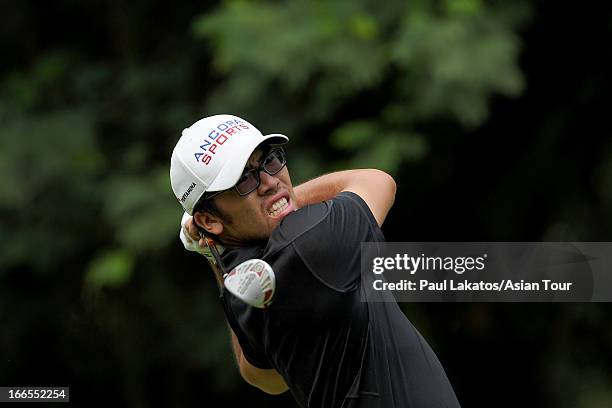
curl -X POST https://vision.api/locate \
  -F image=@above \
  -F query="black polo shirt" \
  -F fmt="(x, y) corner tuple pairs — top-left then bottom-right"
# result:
(220, 192), (460, 408)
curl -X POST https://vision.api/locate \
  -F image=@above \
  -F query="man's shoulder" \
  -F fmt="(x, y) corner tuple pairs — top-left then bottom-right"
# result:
(265, 191), (380, 256)
(266, 199), (333, 253)
(267, 191), (381, 292)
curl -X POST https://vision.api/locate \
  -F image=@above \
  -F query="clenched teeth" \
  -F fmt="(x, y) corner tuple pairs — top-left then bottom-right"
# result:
(268, 197), (288, 217)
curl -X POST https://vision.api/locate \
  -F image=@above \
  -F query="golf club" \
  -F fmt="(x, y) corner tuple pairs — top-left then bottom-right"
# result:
(203, 236), (276, 309)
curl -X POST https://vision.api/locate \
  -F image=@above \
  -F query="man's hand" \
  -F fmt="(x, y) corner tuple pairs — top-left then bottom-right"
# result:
(180, 212), (205, 252)
(179, 212), (225, 262)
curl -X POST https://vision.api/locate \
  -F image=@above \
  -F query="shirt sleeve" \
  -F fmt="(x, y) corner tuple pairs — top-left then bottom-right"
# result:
(292, 191), (385, 292)
(221, 295), (273, 369)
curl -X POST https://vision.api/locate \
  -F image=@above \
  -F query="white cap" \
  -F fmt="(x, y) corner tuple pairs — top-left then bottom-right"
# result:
(170, 114), (288, 215)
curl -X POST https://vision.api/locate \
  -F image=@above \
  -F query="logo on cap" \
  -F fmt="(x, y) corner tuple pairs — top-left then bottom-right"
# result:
(194, 119), (251, 165)
(180, 182), (197, 203)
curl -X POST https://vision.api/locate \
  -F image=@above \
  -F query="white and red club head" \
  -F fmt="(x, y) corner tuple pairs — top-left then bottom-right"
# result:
(224, 259), (276, 308)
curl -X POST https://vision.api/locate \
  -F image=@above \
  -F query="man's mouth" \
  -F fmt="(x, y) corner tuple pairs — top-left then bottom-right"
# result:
(268, 197), (289, 217)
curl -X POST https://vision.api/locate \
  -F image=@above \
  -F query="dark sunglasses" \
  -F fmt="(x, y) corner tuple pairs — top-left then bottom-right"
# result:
(205, 147), (287, 200)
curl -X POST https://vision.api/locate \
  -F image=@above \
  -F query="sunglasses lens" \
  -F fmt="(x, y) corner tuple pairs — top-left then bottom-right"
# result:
(235, 170), (259, 195)
(234, 149), (287, 196)
(263, 149), (286, 175)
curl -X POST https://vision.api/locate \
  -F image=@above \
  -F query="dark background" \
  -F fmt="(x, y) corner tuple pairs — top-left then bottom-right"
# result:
(1, 1), (611, 407)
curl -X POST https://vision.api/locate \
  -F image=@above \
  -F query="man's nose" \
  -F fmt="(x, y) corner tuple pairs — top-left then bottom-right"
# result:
(258, 170), (278, 194)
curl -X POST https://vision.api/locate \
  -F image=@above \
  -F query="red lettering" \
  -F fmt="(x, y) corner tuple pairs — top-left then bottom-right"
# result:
(209, 144), (218, 154)
(202, 154), (212, 165)
(217, 134), (228, 145)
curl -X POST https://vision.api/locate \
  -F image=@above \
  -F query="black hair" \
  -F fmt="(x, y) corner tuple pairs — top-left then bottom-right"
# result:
(193, 194), (221, 218)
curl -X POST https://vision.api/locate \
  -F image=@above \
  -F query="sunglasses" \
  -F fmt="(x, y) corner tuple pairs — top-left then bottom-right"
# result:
(205, 147), (287, 200)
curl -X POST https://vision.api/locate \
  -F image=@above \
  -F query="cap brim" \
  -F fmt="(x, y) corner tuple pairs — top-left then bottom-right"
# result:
(207, 133), (288, 192)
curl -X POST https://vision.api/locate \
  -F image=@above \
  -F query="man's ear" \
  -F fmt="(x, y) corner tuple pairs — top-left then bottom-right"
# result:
(193, 211), (224, 236)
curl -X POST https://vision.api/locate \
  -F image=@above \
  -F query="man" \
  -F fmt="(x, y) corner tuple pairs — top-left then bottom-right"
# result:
(170, 114), (460, 407)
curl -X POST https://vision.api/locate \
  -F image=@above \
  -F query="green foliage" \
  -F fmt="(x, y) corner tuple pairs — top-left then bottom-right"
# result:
(103, 167), (181, 252)
(85, 249), (134, 289)
(331, 121), (427, 171)
(0, 109), (102, 272)
(193, 0), (531, 177)
(3, 1), (611, 407)
(0, 8), (228, 400)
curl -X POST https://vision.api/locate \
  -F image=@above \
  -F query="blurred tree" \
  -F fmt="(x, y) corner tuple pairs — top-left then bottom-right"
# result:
(0, 2), (240, 406)
(192, 0), (531, 177)
(1, 0), (611, 407)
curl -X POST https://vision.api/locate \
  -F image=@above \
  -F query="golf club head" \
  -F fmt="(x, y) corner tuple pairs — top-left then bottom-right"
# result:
(224, 259), (276, 308)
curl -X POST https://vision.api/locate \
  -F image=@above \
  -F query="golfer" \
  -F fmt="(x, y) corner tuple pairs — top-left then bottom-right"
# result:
(170, 114), (460, 408)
